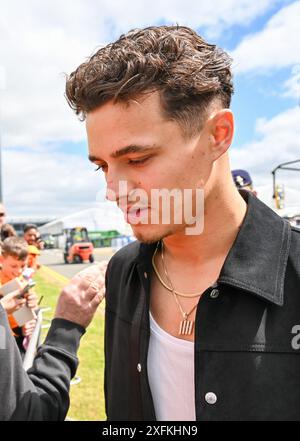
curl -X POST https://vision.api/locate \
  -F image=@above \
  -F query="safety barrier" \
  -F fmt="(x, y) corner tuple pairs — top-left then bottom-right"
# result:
(22, 308), (82, 390)
(22, 309), (43, 371)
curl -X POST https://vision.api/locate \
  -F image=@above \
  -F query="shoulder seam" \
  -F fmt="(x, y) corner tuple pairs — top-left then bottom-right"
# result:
(291, 227), (300, 234)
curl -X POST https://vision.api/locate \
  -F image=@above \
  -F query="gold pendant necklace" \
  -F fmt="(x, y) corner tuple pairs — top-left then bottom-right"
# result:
(153, 241), (199, 336)
(172, 291), (198, 335)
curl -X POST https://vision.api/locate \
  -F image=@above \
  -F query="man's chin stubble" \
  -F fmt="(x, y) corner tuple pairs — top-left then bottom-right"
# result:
(132, 226), (176, 244)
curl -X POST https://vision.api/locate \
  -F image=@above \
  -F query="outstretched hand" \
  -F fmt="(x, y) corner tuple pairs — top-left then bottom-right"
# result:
(0, 289), (26, 315)
(54, 262), (107, 328)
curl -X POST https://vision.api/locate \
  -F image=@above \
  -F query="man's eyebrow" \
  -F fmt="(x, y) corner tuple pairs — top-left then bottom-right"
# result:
(88, 144), (160, 162)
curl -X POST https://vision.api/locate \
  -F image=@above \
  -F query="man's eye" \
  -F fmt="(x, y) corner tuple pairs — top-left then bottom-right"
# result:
(95, 164), (107, 172)
(94, 157), (150, 172)
(128, 157), (150, 165)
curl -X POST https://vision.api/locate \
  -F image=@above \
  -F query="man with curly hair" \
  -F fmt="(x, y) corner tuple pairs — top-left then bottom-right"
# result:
(66, 26), (300, 421)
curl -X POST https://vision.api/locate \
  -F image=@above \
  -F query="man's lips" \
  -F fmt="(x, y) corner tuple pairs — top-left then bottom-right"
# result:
(117, 203), (148, 215)
(124, 206), (149, 223)
(127, 205), (148, 214)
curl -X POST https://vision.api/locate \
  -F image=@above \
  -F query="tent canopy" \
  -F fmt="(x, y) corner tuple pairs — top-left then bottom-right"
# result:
(39, 203), (132, 236)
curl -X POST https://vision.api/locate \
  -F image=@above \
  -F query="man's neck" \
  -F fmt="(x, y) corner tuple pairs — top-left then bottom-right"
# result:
(162, 186), (247, 266)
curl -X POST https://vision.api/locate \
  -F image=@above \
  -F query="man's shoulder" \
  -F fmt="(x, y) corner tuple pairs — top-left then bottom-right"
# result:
(290, 225), (300, 247)
(290, 225), (300, 249)
(105, 241), (143, 305)
(291, 225), (300, 235)
(288, 225), (300, 277)
(107, 240), (141, 274)
(106, 240), (157, 281)
(112, 240), (141, 261)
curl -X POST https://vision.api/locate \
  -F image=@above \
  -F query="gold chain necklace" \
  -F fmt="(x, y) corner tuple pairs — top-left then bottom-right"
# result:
(152, 243), (203, 298)
(152, 241), (200, 336)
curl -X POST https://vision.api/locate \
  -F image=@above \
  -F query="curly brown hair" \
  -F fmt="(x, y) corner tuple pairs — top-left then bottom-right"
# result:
(65, 25), (234, 137)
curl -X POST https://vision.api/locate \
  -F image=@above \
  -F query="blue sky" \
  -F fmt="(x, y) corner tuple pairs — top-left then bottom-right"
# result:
(1, 0), (300, 217)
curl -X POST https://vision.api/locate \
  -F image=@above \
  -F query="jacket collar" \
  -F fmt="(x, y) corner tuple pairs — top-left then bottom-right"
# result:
(137, 190), (291, 306)
(218, 190), (291, 306)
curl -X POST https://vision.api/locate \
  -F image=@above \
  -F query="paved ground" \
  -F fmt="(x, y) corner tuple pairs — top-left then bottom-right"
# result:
(39, 248), (114, 279)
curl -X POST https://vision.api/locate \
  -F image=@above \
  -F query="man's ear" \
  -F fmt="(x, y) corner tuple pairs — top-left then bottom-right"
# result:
(208, 109), (234, 161)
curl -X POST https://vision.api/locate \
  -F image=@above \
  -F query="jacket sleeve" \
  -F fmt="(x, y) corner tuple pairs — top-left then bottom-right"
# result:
(0, 304), (85, 421)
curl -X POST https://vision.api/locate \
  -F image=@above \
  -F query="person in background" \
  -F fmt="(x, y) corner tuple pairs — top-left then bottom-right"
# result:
(1, 224), (17, 241)
(0, 263), (105, 420)
(231, 169), (257, 196)
(0, 203), (6, 227)
(0, 237), (38, 357)
(23, 225), (41, 271)
(23, 224), (37, 246)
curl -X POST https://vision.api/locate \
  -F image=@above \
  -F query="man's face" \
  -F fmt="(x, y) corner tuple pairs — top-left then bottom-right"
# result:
(86, 92), (214, 243)
(0, 204), (6, 226)
(24, 228), (37, 245)
(1, 255), (27, 280)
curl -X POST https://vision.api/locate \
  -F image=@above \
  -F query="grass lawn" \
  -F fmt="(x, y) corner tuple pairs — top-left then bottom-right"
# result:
(35, 266), (106, 421)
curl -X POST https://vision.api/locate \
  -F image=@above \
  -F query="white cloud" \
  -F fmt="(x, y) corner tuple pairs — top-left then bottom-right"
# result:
(90, 0), (278, 37)
(254, 184), (300, 211)
(5, 106), (300, 217)
(230, 105), (300, 208)
(231, 1), (300, 75)
(2, 148), (106, 217)
(0, 0), (277, 149)
(0, 0), (291, 216)
(282, 65), (300, 98)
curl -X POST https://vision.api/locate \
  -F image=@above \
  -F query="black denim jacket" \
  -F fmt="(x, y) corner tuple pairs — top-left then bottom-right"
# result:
(104, 190), (300, 421)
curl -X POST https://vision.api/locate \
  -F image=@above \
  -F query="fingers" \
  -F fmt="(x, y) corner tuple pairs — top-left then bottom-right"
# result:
(26, 319), (37, 329)
(25, 292), (38, 308)
(0, 294), (26, 314)
(14, 299), (26, 310)
(22, 320), (36, 337)
(89, 292), (104, 309)
(25, 292), (37, 301)
(75, 261), (108, 282)
(97, 260), (108, 273)
(72, 263), (107, 297)
(85, 273), (106, 301)
(8, 290), (26, 308)
(55, 261), (108, 328)
(23, 319), (37, 331)
(9, 289), (25, 299)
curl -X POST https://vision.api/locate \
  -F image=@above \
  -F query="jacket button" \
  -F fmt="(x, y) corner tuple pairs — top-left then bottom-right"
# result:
(137, 363), (142, 373)
(205, 392), (217, 405)
(210, 289), (219, 299)
(144, 272), (148, 279)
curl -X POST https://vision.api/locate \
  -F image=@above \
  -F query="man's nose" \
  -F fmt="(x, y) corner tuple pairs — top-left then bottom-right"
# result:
(105, 183), (118, 202)
(105, 166), (120, 202)
(105, 171), (130, 205)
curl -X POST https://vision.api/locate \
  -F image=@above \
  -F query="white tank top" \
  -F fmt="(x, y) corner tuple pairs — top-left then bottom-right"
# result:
(147, 312), (196, 421)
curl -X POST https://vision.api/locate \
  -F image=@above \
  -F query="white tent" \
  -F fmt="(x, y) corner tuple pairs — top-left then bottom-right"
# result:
(39, 202), (133, 236)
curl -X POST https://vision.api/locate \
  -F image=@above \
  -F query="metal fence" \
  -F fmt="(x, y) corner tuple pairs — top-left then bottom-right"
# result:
(22, 309), (43, 371)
